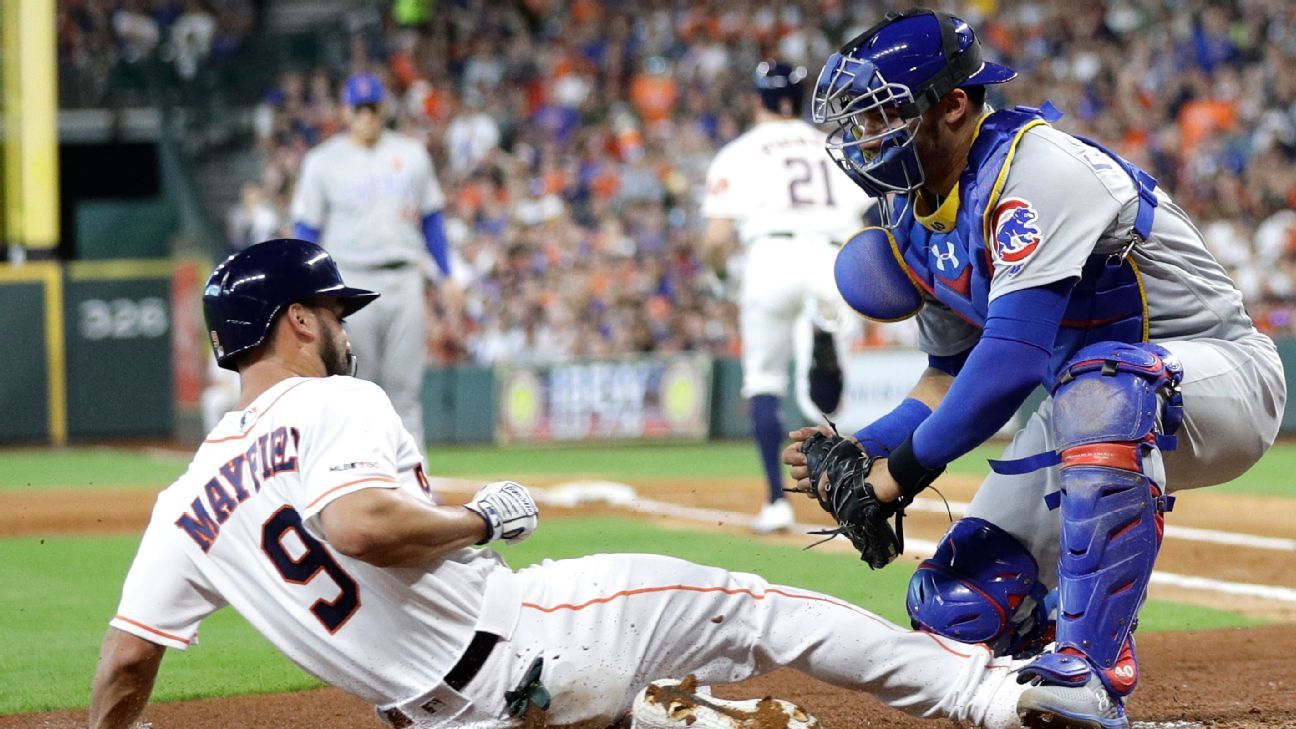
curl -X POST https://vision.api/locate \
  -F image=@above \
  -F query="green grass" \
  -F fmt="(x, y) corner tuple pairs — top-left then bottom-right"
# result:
(3, 440), (1294, 497)
(0, 517), (1263, 714)
(0, 447), (189, 491)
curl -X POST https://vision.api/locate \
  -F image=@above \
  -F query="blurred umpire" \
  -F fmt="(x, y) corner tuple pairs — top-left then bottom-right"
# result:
(291, 72), (449, 446)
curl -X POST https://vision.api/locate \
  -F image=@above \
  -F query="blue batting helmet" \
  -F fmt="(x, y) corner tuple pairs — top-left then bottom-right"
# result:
(203, 238), (379, 370)
(812, 9), (1016, 223)
(754, 60), (808, 116)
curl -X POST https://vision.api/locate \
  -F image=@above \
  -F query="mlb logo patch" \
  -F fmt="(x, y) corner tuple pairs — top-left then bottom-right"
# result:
(992, 197), (1042, 265)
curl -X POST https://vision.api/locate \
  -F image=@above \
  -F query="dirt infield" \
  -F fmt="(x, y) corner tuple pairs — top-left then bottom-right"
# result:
(3, 473), (1295, 728)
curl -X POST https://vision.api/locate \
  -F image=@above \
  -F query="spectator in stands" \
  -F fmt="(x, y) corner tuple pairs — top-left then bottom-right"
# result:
(168, 0), (216, 82)
(445, 90), (501, 180)
(226, 182), (281, 250)
(215, 0), (1296, 360)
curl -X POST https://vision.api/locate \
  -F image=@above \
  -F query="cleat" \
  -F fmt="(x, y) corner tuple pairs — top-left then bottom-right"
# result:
(752, 498), (795, 533)
(1018, 675), (1128, 729)
(632, 676), (821, 729)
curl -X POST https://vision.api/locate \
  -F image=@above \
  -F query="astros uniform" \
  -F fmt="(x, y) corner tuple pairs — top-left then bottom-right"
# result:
(110, 375), (1034, 728)
(901, 116), (1285, 585)
(703, 118), (874, 406)
(291, 130), (445, 445)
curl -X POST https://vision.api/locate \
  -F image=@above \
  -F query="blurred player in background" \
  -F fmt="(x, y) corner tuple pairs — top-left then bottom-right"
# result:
(291, 72), (449, 446)
(703, 60), (875, 533)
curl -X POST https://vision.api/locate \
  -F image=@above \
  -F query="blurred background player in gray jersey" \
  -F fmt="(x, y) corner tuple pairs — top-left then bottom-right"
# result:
(290, 73), (449, 446)
(702, 60), (875, 533)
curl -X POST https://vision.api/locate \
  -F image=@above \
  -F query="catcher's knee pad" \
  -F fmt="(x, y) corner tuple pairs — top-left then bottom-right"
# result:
(1025, 341), (1183, 693)
(906, 518), (1051, 657)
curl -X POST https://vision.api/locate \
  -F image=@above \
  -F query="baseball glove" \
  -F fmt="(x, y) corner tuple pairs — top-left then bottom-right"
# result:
(792, 429), (908, 569)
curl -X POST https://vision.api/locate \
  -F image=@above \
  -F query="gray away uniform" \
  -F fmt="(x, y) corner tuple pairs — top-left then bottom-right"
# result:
(292, 130), (446, 445)
(917, 125), (1285, 585)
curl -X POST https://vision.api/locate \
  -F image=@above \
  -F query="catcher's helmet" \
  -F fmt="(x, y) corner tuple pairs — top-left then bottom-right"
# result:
(754, 60), (809, 116)
(203, 238), (379, 370)
(812, 9), (1016, 223)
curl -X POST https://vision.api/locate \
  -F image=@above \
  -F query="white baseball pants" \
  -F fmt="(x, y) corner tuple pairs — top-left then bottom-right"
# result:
(385, 553), (1029, 728)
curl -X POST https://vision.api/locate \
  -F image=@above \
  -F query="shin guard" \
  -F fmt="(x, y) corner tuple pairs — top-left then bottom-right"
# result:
(1019, 342), (1182, 697)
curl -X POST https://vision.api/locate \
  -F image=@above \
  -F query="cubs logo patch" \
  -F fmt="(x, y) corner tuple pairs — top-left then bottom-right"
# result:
(992, 197), (1042, 265)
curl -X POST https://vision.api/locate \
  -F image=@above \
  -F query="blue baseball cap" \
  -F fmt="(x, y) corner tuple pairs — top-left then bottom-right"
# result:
(343, 73), (386, 106)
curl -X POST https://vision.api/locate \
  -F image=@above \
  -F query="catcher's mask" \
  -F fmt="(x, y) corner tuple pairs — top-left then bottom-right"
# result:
(812, 8), (1016, 227)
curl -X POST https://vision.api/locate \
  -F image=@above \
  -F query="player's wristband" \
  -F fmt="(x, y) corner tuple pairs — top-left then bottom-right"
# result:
(464, 504), (497, 545)
(886, 435), (945, 499)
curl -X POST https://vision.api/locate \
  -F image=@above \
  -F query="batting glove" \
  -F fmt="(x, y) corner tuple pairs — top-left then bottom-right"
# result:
(464, 481), (539, 545)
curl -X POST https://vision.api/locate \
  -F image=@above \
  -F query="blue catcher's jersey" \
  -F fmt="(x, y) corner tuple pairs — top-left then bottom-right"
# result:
(888, 105), (1154, 381)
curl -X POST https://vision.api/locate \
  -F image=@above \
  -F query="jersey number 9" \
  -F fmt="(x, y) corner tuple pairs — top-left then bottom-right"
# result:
(262, 506), (361, 633)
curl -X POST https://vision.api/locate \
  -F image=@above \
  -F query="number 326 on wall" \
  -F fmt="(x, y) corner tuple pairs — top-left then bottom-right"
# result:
(78, 297), (169, 341)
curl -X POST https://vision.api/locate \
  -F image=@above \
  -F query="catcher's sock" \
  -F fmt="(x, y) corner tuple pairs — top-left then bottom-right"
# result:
(750, 395), (785, 503)
(808, 328), (843, 414)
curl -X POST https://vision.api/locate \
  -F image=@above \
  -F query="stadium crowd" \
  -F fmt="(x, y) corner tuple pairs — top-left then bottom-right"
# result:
(231, 0), (1296, 364)
(57, 0), (259, 106)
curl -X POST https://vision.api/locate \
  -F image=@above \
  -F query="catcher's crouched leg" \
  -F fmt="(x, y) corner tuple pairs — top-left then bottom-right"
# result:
(1018, 342), (1183, 700)
(906, 517), (1052, 657)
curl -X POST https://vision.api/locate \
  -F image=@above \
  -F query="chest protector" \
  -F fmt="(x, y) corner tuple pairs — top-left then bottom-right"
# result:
(891, 104), (1155, 380)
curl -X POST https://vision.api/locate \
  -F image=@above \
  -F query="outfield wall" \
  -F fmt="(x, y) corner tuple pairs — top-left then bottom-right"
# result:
(2, 287), (1294, 445)
(0, 260), (175, 444)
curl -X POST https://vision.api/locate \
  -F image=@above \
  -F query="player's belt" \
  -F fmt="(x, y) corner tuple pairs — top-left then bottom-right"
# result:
(370, 260), (413, 271)
(443, 630), (500, 691)
(760, 231), (843, 246)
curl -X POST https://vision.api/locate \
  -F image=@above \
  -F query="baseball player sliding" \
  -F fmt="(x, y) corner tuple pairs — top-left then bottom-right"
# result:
(784, 9), (1285, 729)
(702, 60), (875, 534)
(291, 72), (449, 446)
(89, 239), (1103, 729)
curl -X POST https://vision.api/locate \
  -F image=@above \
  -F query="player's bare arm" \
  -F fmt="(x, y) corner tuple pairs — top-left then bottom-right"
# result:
(701, 217), (737, 275)
(782, 366), (953, 494)
(319, 488), (488, 568)
(88, 628), (165, 729)
(320, 480), (539, 568)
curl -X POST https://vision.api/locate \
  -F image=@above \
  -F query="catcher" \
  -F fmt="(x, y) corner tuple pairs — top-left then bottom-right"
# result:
(785, 10), (1284, 729)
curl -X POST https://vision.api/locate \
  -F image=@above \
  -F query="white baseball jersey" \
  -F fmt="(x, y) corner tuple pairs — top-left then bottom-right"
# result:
(291, 131), (446, 268)
(703, 118), (873, 245)
(110, 376), (517, 706)
(704, 118), (875, 403)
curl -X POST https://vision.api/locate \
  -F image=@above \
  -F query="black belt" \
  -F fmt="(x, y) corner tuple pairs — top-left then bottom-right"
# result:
(444, 630), (499, 691)
(365, 260), (412, 271)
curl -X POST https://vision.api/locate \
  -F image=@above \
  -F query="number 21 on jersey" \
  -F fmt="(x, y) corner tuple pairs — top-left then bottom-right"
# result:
(785, 157), (837, 208)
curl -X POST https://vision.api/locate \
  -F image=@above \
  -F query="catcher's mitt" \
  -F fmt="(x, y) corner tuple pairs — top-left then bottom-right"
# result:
(792, 429), (908, 569)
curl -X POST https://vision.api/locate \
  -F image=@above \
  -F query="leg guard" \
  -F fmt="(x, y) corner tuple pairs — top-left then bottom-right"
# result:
(906, 517), (1052, 658)
(1020, 342), (1182, 697)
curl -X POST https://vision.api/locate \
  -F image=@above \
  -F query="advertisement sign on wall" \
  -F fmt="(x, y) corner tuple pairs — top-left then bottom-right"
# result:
(496, 354), (712, 442)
